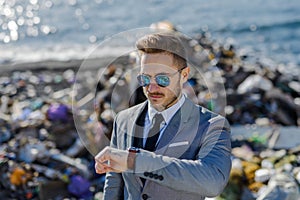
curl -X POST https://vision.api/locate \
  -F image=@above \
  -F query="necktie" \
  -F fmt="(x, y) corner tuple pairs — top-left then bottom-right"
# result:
(144, 113), (164, 151)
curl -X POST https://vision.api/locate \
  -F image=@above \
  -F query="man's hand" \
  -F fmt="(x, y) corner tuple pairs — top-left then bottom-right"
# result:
(94, 146), (129, 174)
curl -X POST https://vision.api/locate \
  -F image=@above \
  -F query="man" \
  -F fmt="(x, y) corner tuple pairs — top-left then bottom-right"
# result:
(95, 32), (231, 200)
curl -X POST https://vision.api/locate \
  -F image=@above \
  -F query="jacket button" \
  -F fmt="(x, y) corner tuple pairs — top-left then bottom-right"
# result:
(153, 174), (159, 179)
(158, 175), (164, 181)
(142, 194), (148, 200)
(149, 173), (154, 178)
(144, 172), (149, 177)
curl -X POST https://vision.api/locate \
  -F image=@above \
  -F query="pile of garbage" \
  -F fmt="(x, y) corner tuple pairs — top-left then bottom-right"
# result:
(0, 68), (105, 199)
(191, 31), (300, 127)
(217, 132), (300, 200)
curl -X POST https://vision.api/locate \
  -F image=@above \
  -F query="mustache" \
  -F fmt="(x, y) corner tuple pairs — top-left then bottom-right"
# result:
(147, 92), (164, 96)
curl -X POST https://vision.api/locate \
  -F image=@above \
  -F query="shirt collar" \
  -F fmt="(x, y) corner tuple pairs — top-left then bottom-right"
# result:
(148, 94), (186, 125)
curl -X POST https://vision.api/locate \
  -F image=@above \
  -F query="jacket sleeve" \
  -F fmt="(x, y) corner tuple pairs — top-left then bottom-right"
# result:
(134, 115), (231, 197)
(102, 114), (125, 200)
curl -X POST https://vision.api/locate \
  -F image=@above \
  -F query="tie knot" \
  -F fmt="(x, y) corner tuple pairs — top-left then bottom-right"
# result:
(153, 113), (164, 125)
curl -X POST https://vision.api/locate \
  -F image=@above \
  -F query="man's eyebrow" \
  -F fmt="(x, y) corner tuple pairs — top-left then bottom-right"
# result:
(141, 72), (172, 76)
(156, 72), (169, 75)
(140, 72), (151, 76)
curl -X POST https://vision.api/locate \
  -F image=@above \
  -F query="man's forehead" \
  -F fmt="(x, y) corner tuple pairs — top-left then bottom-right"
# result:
(141, 53), (172, 63)
(140, 64), (177, 76)
(141, 53), (177, 70)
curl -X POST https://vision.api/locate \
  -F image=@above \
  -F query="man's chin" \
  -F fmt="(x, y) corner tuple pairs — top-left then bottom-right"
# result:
(149, 100), (165, 111)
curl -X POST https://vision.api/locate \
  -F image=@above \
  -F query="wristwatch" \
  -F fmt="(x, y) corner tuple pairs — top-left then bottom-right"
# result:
(127, 147), (140, 171)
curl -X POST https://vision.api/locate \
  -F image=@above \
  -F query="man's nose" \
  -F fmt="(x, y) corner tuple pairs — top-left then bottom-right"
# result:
(147, 82), (160, 92)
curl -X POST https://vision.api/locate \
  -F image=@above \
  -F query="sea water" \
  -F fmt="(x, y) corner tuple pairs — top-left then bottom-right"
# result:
(0, 0), (299, 67)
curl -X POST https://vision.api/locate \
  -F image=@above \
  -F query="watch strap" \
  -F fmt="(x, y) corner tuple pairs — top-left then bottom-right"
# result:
(127, 147), (139, 172)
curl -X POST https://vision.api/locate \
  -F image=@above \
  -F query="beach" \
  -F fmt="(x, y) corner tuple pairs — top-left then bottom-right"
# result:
(0, 1), (300, 198)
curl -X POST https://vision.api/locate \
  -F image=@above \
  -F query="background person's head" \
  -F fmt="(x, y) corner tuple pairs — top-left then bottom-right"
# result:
(136, 33), (190, 111)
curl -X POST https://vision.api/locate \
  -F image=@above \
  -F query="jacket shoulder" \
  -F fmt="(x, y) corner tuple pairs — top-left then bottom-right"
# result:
(194, 103), (230, 129)
(116, 101), (146, 120)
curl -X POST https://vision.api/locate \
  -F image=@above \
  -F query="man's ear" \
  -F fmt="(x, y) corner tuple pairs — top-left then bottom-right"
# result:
(182, 66), (190, 82)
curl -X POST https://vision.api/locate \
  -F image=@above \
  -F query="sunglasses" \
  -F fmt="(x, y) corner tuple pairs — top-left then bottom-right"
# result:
(137, 67), (186, 87)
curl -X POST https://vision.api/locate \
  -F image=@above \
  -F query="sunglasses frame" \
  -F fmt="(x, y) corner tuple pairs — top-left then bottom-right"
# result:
(137, 66), (187, 87)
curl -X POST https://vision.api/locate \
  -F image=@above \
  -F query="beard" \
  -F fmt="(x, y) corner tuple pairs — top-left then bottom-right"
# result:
(144, 84), (182, 111)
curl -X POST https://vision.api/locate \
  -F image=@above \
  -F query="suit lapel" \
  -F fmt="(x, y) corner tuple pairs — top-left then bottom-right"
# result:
(155, 98), (195, 155)
(155, 110), (181, 153)
(126, 102), (148, 149)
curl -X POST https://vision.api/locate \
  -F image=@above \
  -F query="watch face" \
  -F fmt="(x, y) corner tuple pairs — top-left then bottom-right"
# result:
(128, 147), (140, 153)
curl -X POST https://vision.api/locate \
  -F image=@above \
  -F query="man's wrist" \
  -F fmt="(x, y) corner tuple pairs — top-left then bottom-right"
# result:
(127, 147), (140, 172)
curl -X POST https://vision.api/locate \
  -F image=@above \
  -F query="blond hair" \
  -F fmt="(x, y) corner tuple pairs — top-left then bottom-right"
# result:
(136, 33), (187, 69)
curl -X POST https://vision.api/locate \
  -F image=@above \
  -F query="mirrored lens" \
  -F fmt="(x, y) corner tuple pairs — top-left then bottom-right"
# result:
(137, 74), (170, 87)
(156, 75), (170, 87)
(137, 75), (150, 87)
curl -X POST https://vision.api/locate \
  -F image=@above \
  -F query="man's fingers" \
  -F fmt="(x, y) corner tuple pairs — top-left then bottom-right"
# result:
(95, 163), (121, 174)
(94, 146), (128, 173)
(95, 146), (111, 163)
(95, 162), (113, 174)
(94, 147), (116, 174)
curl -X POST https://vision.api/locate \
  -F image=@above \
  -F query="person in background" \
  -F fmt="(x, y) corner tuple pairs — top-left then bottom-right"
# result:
(95, 32), (231, 200)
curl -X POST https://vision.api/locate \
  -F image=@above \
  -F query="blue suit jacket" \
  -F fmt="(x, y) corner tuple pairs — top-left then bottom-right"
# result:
(103, 98), (231, 200)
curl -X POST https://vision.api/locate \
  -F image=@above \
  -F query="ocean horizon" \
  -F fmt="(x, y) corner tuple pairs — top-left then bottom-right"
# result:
(0, 0), (299, 69)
